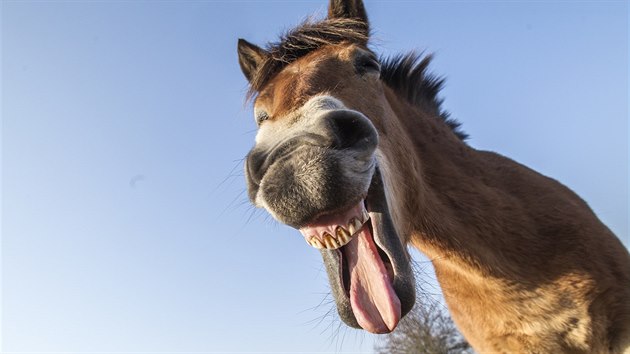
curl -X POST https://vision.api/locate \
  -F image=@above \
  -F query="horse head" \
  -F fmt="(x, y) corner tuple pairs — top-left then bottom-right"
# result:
(237, 0), (417, 334)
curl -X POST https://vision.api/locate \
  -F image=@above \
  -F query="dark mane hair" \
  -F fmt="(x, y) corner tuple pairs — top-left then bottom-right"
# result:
(380, 53), (468, 140)
(247, 17), (368, 98)
(250, 18), (468, 141)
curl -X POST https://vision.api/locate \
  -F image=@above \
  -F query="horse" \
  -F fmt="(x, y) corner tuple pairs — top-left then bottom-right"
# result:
(236, 1), (630, 352)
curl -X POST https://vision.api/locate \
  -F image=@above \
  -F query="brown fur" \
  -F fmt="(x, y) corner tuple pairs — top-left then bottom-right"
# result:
(252, 43), (630, 353)
(245, 17), (368, 100)
(239, 2), (630, 352)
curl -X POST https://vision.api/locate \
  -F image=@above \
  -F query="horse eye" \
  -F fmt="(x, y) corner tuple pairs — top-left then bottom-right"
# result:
(255, 111), (270, 125)
(355, 54), (381, 75)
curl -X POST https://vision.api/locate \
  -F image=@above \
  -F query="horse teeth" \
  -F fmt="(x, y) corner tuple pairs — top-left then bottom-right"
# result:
(353, 217), (363, 234)
(348, 218), (357, 236)
(362, 209), (369, 223)
(336, 226), (350, 246)
(307, 227), (355, 250)
(323, 232), (339, 249)
(308, 237), (324, 249)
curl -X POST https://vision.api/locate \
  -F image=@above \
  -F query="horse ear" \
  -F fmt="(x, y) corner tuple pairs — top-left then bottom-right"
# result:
(237, 39), (269, 83)
(328, 0), (368, 24)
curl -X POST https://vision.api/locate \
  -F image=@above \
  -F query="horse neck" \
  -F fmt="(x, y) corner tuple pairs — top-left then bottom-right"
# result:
(382, 86), (541, 276)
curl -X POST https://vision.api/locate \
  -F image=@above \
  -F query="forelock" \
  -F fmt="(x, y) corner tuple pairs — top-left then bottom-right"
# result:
(247, 17), (369, 100)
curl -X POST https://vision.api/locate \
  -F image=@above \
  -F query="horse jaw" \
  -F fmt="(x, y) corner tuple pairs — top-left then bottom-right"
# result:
(319, 168), (415, 332)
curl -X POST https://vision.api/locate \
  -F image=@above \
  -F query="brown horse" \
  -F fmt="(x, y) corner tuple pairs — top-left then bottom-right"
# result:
(236, 1), (630, 352)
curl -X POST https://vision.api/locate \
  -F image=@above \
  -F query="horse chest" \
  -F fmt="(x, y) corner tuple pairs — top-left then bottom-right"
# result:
(434, 262), (594, 353)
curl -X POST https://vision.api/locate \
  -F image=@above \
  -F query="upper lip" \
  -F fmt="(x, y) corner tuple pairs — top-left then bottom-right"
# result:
(247, 134), (327, 187)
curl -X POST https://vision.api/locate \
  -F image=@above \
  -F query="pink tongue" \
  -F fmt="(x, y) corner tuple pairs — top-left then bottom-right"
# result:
(343, 225), (401, 333)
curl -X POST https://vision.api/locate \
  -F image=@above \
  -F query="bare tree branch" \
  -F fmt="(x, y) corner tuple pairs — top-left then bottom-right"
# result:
(375, 294), (473, 354)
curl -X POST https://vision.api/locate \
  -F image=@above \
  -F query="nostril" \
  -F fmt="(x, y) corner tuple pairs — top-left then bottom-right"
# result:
(246, 137), (313, 191)
(246, 149), (266, 186)
(326, 111), (378, 150)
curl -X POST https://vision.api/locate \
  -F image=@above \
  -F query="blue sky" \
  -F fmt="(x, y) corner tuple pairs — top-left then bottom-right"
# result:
(2, 1), (627, 352)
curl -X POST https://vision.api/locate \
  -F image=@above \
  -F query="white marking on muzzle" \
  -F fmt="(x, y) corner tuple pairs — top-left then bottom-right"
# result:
(255, 95), (347, 146)
(301, 95), (346, 115)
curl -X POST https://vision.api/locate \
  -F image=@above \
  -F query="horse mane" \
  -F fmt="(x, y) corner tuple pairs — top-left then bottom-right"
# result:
(249, 18), (468, 141)
(380, 53), (468, 140)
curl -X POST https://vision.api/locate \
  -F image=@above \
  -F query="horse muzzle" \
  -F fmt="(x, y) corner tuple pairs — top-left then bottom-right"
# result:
(245, 104), (378, 228)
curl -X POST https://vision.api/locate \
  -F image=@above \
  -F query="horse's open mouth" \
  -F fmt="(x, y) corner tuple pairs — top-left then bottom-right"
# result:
(299, 200), (400, 333)
(299, 168), (415, 334)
